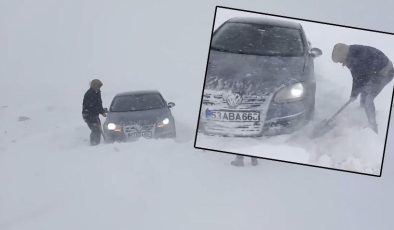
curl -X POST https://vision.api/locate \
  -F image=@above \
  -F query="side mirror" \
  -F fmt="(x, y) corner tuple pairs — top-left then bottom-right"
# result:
(168, 102), (175, 108)
(309, 48), (322, 58)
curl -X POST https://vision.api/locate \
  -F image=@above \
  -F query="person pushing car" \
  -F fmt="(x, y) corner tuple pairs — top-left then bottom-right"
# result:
(82, 79), (107, 145)
(332, 43), (394, 133)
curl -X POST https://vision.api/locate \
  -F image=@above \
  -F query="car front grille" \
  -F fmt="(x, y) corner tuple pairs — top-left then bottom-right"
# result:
(201, 89), (272, 136)
(202, 89), (269, 110)
(123, 122), (155, 138)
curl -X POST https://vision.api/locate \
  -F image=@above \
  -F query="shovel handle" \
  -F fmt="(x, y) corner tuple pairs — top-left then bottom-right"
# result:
(327, 99), (354, 123)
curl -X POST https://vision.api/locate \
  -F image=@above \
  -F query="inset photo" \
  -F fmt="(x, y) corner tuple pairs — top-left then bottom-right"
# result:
(194, 6), (394, 176)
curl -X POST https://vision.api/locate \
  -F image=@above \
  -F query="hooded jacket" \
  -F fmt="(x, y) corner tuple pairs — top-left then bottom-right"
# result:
(82, 88), (105, 119)
(346, 45), (390, 97)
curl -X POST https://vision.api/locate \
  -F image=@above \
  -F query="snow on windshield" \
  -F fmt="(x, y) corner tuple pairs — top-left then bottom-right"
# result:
(111, 94), (165, 112)
(212, 22), (304, 56)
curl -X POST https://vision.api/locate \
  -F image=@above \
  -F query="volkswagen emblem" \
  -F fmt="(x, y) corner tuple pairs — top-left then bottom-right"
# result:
(226, 93), (243, 107)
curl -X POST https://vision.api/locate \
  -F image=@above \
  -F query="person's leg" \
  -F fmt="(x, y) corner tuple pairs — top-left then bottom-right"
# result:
(363, 95), (378, 133)
(231, 155), (244, 167)
(363, 73), (393, 133)
(87, 117), (102, 145)
(92, 117), (102, 145)
(251, 157), (258, 166)
(86, 121), (96, 145)
(360, 90), (367, 108)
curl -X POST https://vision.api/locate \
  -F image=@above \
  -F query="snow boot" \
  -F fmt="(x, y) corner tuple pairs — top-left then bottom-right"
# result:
(231, 156), (244, 167)
(370, 123), (378, 134)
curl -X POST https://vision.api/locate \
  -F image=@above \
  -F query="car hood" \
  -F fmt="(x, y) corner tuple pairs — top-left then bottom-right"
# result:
(106, 108), (169, 125)
(205, 50), (306, 95)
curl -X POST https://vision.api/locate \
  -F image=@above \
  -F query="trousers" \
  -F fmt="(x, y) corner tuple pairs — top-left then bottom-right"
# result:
(360, 71), (393, 127)
(83, 115), (102, 146)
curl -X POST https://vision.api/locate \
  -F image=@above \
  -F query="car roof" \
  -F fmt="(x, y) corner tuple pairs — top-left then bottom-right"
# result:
(115, 90), (162, 97)
(226, 17), (302, 29)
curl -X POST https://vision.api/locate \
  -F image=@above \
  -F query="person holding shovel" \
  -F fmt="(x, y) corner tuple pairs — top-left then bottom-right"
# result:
(82, 79), (107, 145)
(332, 43), (394, 133)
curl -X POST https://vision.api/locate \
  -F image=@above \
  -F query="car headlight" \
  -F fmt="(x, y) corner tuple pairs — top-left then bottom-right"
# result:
(107, 123), (122, 131)
(157, 118), (170, 128)
(274, 83), (304, 103)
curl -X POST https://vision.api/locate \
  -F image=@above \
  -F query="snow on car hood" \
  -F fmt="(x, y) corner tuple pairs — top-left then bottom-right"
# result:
(204, 50), (306, 95)
(107, 108), (170, 125)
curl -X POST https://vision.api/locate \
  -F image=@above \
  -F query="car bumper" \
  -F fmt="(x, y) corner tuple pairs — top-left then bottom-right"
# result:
(199, 111), (306, 137)
(199, 100), (309, 137)
(103, 126), (175, 142)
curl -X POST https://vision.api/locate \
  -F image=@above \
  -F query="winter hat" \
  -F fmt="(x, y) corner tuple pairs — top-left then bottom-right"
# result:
(90, 79), (103, 91)
(332, 43), (350, 63)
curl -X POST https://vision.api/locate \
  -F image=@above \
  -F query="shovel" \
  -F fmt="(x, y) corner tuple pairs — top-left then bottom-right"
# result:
(311, 99), (354, 138)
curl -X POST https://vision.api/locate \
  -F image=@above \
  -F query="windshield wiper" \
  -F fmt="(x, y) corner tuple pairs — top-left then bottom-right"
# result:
(211, 46), (255, 55)
(211, 46), (232, 53)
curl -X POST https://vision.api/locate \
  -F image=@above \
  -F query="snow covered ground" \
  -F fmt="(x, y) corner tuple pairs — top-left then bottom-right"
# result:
(1, 1), (394, 230)
(195, 8), (394, 175)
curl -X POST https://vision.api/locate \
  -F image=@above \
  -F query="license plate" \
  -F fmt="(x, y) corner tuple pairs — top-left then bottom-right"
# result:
(205, 109), (260, 122)
(128, 132), (141, 138)
(141, 131), (152, 138)
(128, 131), (152, 138)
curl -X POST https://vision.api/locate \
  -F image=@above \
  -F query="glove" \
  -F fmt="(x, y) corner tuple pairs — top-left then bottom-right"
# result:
(349, 96), (357, 102)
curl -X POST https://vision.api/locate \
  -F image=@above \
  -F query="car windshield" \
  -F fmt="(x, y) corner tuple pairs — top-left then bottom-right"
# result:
(211, 22), (304, 56)
(111, 94), (165, 112)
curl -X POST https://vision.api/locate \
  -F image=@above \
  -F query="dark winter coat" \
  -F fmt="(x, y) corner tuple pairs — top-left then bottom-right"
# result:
(82, 88), (105, 121)
(346, 45), (391, 97)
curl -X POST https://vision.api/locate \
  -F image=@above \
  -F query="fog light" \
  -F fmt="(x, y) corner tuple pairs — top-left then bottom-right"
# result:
(274, 82), (304, 103)
(157, 118), (170, 128)
(107, 123), (116, 130)
(290, 84), (304, 97)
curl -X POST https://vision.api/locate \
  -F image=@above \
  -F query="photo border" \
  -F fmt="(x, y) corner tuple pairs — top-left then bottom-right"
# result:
(193, 5), (394, 177)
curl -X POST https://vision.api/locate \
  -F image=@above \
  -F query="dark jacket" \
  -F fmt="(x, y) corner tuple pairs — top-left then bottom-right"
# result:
(82, 88), (105, 119)
(346, 45), (390, 97)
